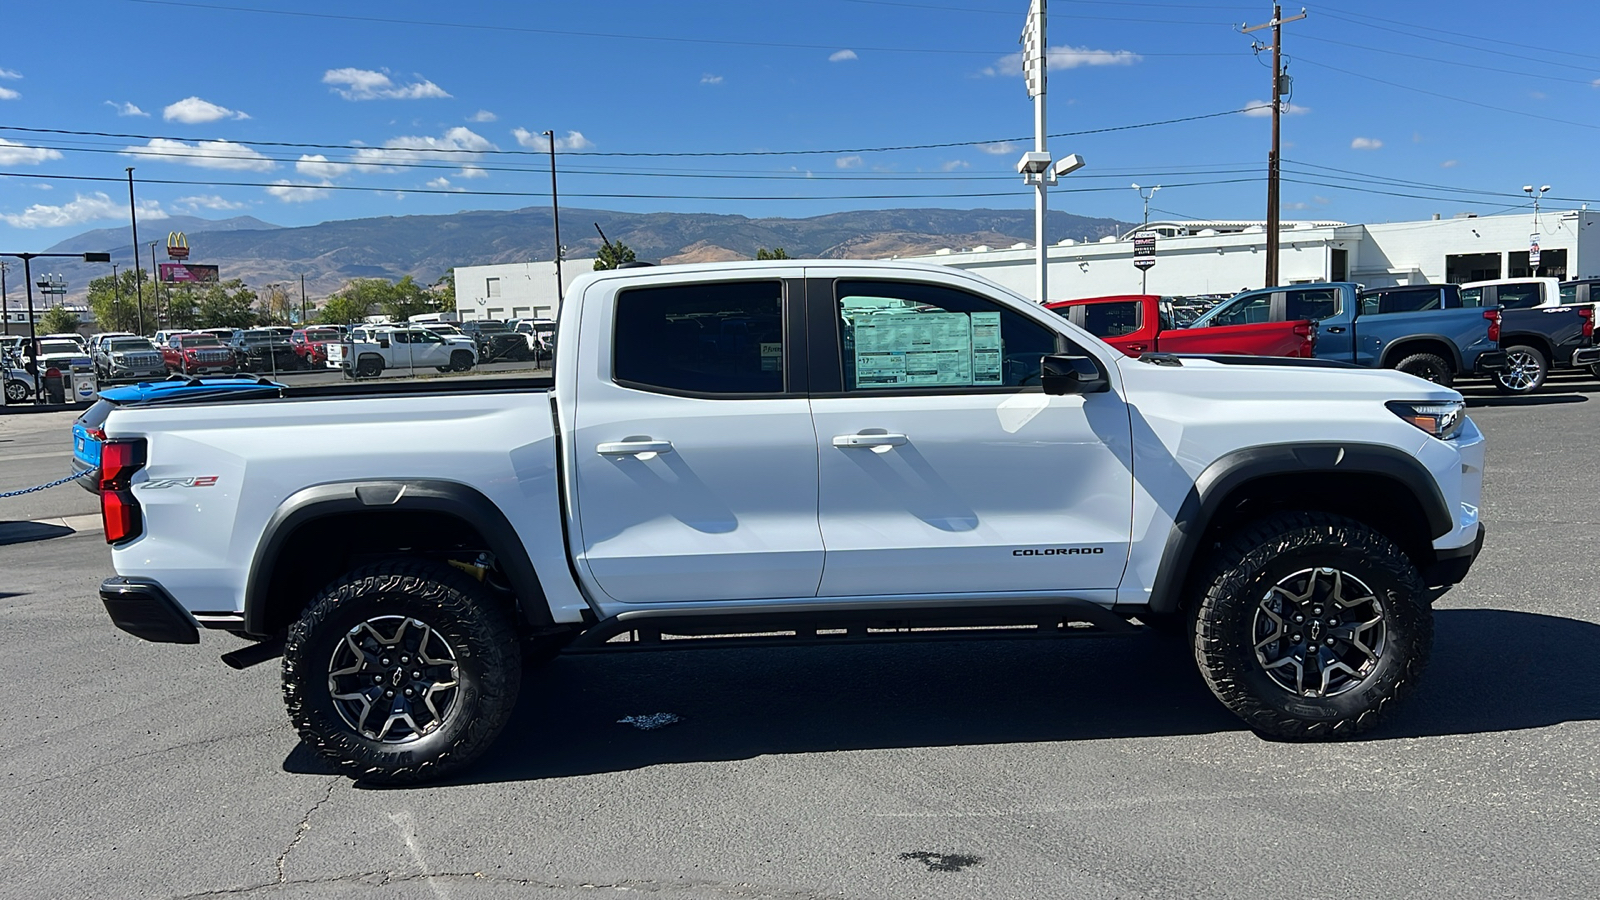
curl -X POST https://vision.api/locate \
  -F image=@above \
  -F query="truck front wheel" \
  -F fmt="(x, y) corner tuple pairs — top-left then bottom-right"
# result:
(282, 561), (522, 784)
(1191, 511), (1431, 740)
(355, 355), (384, 379)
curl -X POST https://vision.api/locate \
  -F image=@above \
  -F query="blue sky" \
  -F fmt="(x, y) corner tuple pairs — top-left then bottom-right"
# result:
(1, 0), (1597, 242)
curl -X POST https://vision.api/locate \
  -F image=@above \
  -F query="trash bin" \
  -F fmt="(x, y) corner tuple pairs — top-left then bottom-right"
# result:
(69, 363), (97, 404)
(43, 366), (66, 404)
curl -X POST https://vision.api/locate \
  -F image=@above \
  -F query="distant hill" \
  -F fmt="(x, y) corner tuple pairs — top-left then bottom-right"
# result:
(37, 207), (1128, 302)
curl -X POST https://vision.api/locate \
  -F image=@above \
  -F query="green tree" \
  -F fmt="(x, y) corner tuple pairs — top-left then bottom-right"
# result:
(432, 269), (456, 312)
(380, 275), (434, 322)
(162, 284), (200, 330)
(258, 283), (295, 325)
(755, 247), (791, 260)
(194, 279), (259, 329)
(593, 240), (638, 270)
(319, 293), (372, 325)
(39, 306), (80, 335)
(86, 270), (144, 333)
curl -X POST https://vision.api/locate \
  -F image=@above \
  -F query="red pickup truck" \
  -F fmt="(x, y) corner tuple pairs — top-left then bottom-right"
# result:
(1046, 294), (1315, 359)
(161, 332), (238, 375)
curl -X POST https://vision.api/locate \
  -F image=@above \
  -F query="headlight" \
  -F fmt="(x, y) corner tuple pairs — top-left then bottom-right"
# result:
(1386, 400), (1465, 440)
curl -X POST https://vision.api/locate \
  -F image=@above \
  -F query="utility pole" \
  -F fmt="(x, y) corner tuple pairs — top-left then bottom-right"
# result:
(1024, 0), (1048, 305)
(300, 273), (308, 324)
(149, 241), (162, 329)
(126, 167), (145, 334)
(0, 262), (9, 337)
(544, 130), (564, 305)
(1242, 5), (1306, 288)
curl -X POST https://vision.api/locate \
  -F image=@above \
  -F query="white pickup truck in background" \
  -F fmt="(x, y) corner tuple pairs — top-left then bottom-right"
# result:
(325, 325), (478, 378)
(83, 259), (1487, 783)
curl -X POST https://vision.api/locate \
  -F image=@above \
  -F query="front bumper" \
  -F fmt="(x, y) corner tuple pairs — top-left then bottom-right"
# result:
(1473, 350), (1508, 373)
(1572, 346), (1600, 367)
(1422, 523), (1485, 588)
(99, 577), (198, 644)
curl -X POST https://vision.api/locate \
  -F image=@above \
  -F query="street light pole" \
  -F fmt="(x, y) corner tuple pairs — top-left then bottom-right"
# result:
(149, 242), (162, 329)
(127, 167), (145, 335)
(1523, 184), (1550, 277)
(544, 130), (564, 306)
(300, 273), (308, 325)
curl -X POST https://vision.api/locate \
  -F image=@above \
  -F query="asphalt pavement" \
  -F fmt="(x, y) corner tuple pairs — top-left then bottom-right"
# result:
(0, 373), (1596, 899)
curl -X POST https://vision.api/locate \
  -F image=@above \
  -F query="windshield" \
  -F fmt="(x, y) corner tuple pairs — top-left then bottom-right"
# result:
(107, 339), (155, 352)
(305, 329), (339, 341)
(473, 322), (509, 334)
(180, 336), (221, 347)
(241, 331), (279, 343)
(39, 341), (80, 355)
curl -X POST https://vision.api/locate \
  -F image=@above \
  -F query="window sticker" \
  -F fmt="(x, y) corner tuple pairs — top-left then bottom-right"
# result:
(759, 341), (783, 372)
(846, 298), (1003, 388)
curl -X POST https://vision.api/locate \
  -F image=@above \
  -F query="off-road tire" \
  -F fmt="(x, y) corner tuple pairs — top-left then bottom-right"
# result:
(1192, 511), (1431, 740)
(354, 355), (384, 379)
(1393, 352), (1454, 387)
(449, 350), (475, 372)
(1493, 344), (1548, 395)
(283, 561), (521, 784)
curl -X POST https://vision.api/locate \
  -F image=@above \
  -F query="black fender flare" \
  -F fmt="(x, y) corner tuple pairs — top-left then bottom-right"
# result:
(1379, 335), (1465, 372)
(1145, 443), (1453, 616)
(243, 479), (549, 635)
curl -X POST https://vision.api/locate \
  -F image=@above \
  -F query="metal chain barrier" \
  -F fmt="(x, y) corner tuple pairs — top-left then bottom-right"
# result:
(0, 472), (83, 499)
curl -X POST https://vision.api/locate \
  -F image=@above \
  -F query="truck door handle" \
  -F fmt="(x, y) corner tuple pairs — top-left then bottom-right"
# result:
(1324, 326), (1346, 334)
(832, 433), (909, 449)
(596, 439), (674, 457)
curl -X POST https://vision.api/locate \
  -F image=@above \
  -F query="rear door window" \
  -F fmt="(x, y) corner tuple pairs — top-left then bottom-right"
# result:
(1496, 283), (1543, 309)
(1207, 293), (1274, 327)
(1361, 288), (1443, 315)
(1081, 301), (1143, 338)
(1284, 287), (1340, 321)
(613, 281), (785, 395)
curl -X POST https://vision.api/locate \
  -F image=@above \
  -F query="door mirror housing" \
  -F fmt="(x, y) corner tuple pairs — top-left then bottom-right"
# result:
(1040, 354), (1108, 395)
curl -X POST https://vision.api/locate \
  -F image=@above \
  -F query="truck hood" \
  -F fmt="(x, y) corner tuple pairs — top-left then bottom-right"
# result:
(1115, 353), (1462, 405)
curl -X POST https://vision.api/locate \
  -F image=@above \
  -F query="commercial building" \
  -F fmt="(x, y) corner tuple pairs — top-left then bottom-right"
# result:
(454, 259), (595, 322)
(902, 210), (1600, 300)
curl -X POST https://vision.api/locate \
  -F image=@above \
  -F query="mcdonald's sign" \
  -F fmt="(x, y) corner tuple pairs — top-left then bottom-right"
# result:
(166, 231), (190, 260)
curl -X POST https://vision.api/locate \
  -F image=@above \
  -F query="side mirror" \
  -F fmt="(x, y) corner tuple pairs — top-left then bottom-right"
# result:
(1041, 354), (1108, 395)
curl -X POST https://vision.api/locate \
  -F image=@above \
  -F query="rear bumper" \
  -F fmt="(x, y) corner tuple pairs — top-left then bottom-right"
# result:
(1573, 346), (1600, 367)
(1422, 523), (1486, 589)
(1473, 350), (1508, 373)
(99, 577), (198, 644)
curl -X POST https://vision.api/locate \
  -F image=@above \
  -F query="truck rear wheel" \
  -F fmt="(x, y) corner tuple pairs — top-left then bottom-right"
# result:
(355, 355), (384, 379)
(1192, 511), (1431, 740)
(282, 561), (521, 784)
(1493, 344), (1547, 394)
(1393, 352), (1453, 387)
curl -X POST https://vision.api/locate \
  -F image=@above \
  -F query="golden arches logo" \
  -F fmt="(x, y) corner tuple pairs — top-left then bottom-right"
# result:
(166, 232), (190, 259)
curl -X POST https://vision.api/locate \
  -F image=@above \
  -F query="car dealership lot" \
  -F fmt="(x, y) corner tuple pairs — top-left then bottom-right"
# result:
(0, 376), (1596, 899)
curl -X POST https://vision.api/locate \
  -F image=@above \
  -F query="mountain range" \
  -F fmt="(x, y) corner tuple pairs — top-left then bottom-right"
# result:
(23, 207), (1130, 303)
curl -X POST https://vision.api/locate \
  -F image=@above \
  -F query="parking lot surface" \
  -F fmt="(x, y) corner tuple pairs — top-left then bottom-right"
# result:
(1, 374), (1596, 899)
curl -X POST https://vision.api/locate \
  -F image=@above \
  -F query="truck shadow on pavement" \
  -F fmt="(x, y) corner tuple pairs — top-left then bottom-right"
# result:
(283, 608), (1599, 786)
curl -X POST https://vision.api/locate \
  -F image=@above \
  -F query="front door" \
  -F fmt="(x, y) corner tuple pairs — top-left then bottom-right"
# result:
(807, 274), (1134, 597)
(569, 275), (824, 604)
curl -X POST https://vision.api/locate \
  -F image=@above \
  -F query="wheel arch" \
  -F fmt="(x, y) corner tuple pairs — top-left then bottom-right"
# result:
(243, 480), (551, 637)
(1146, 443), (1453, 616)
(1380, 336), (1462, 372)
(1496, 334), (1554, 365)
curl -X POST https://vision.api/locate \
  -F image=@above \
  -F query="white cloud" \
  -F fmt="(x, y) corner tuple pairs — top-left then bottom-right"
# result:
(164, 96), (249, 123)
(1242, 100), (1309, 117)
(1350, 136), (1384, 150)
(105, 100), (149, 117)
(426, 177), (451, 189)
(1313, 196), (1331, 205)
(511, 128), (594, 152)
(701, 74), (724, 84)
(265, 180), (331, 203)
(1530, 90), (1547, 100)
(0, 68), (19, 79)
(986, 45), (1139, 77)
(174, 194), (248, 211)
(835, 155), (864, 169)
(0, 87), (17, 101)
(458, 165), (488, 179)
(353, 127), (496, 171)
(122, 138), (276, 172)
(976, 141), (1022, 155)
(0, 192), (166, 229)
(0, 138), (63, 166)
(1441, 159), (1459, 168)
(1285, 201), (1312, 211)
(829, 49), (858, 62)
(322, 67), (451, 101)
(940, 160), (970, 171)
(296, 153), (351, 179)
(467, 109), (497, 122)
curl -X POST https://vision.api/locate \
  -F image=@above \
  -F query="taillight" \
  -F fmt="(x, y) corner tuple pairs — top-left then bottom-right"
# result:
(1484, 308), (1501, 343)
(1580, 306), (1594, 340)
(1292, 323), (1312, 336)
(99, 439), (147, 544)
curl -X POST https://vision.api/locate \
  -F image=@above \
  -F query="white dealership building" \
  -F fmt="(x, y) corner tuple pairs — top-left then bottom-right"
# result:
(454, 259), (595, 322)
(902, 209), (1600, 300)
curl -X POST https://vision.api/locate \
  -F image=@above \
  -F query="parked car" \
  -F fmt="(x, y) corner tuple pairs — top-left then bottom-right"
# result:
(85, 259), (1486, 783)
(327, 325), (477, 377)
(88, 332), (136, 355)
(1193, 282), (1505, 386)
(3, 361), (36, 403)
(1558, 279), (1600, 376)
(1462, 277), (1600, 385)
(229, 328), (302, 373)
(33, 338), (90, 374)
(459, 319), (532, 362)
(42, 332), (88, 351)
(93, 336), (168, 384)
(161, 333), (237, 375)
(1046, 294), (1316, 359)
(513, 318), (558, 362)
(289, 327), (343, 368)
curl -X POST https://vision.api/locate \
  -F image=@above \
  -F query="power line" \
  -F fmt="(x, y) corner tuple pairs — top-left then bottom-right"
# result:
(1295, 56), (1600, 131)
(1309, 5), (1599, 68)
(1296, 32), (1600, 85)
(839, 0), (1238, 25)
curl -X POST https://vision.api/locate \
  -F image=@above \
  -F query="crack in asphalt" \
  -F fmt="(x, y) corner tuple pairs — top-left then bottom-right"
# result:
(274, 778), (337, 885)
(174, 871), (831, 899)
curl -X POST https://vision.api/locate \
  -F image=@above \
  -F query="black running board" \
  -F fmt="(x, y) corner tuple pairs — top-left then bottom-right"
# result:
(566, 600), (1135, 653)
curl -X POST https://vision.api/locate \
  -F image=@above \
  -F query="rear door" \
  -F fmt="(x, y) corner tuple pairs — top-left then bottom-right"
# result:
(807, 272), (1133, 597)
(568, 272), (824, 604)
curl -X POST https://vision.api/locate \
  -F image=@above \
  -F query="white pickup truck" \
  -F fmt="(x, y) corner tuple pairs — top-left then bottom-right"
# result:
(83, 260), (1487, 783)
(326, 325), (478, 378)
